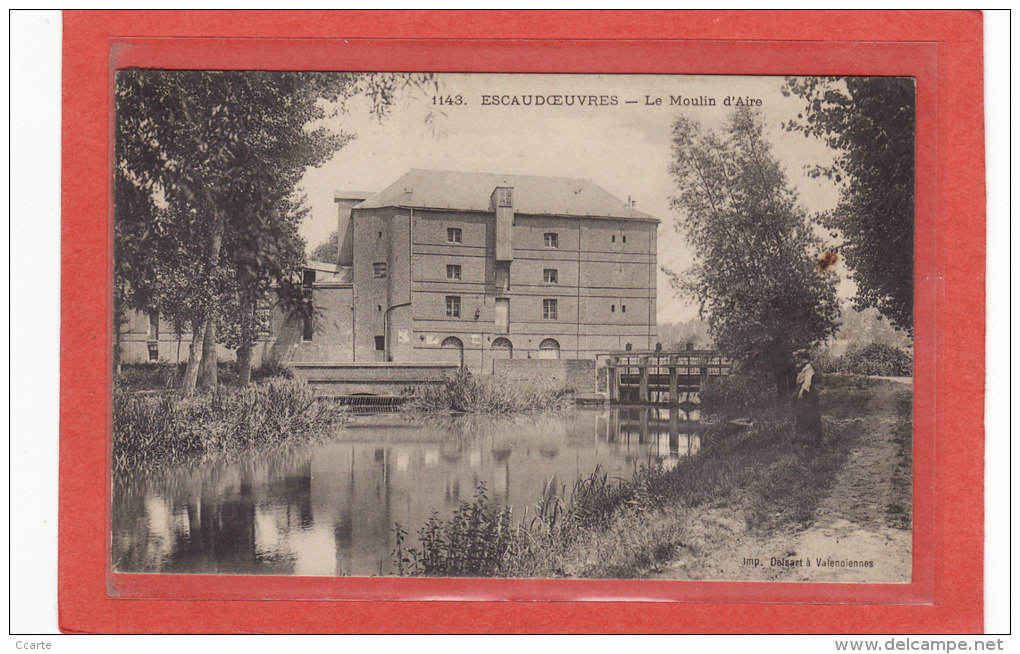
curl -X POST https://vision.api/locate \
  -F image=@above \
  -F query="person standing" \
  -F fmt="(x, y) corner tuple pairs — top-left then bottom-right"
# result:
(793, 350), (824, 440)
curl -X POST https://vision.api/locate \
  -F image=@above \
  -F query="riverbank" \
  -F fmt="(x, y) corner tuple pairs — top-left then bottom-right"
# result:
(112, 377), (349, 474)
(527, 376), (912, 581)
(392, 375), (911, 581)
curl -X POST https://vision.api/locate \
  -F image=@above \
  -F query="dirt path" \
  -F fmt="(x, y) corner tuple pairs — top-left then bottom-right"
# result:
(653, 379), (913, 583)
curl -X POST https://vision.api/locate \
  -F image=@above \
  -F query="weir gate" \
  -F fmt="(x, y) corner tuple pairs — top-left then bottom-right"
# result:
(599, 349), (731, 404)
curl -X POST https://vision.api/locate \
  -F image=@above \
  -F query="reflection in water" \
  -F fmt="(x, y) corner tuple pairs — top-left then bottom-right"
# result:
(112, 406), (700, 577)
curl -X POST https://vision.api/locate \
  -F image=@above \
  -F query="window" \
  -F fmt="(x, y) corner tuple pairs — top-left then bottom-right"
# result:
(544, 232), (559, 248)
(373, 262), (387, 278)
(612, 235), (616, 243)
(446, 264), (462, 280)
(622, 304), (627, 313)
(611, 304), (615, 313)
(496, 187), (513, 207)
(375, 335), (385, 351)
(622, 235), (627, 243)
(495, 261), (510, 291)
(147, 311), (159, 340)
(543, 299), (558, 320)
(543, 269), (558, 284)
(378, 230), (383, 238)
(539, 338), (560, 360)
(446, 296), (461, 318)
(447, 227), (462, 243)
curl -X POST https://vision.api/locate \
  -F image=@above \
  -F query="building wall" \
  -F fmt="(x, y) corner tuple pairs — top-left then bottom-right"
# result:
(493, 359), (597, 392)
(334, 195), (657, 374)
(117, 309), (274, 366)
(271, 284), (355, 363)
(402, 210), (657, 372)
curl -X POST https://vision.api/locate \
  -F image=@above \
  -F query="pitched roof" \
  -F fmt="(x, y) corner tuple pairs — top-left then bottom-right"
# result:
(353, 169), (658, 222)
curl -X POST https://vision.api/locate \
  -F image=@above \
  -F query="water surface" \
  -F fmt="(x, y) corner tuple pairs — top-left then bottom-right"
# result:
(112, 405), (700, 577)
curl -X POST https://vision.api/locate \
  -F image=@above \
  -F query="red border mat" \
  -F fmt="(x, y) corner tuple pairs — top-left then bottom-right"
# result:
(60, 10), (985, 633)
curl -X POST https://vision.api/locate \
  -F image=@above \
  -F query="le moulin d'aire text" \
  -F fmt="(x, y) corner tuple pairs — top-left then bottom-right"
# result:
(431, 93), (764, 107)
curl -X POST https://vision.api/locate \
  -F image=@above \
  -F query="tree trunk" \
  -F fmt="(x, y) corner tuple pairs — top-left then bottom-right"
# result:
(113, 313), (123, 377)
(198, 317), (218, 392)
(181, 319), (205, 396)
(197, 198), (225, 393)
(237, 345), (253, 387)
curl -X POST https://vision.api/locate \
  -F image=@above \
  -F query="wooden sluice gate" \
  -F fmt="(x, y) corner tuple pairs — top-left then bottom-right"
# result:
(603, 349), (731, 405)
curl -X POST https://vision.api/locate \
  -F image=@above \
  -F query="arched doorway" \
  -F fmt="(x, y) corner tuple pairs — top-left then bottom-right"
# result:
(491, 337), (513, 372)
(441, 336), (464, 367)
(538, 338), (560, 360)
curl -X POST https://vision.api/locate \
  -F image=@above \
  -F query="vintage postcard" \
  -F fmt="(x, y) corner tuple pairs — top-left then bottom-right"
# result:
(56, 10), (988, 635)
(111, 71), (915, 584)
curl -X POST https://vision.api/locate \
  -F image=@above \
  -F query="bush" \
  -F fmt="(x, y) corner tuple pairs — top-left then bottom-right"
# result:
(817, 343), (912, 377)
(251, 358), (294, 382)
(115, 363), (184, 392)
(402, 368), (572, 414)
(699, 371), (779, 420)
(393, 484), (526, 577)
(112, 378), (348, 473)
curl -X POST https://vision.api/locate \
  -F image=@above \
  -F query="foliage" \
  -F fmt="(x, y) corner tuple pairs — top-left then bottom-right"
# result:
(309, 230), (340, 264)
(782, 76), (915, 333)
(402, 367), (572, 414)
(114, 71), (429, 388)
(830, 304), (912, 351)
(656, 318), (713, 350)
(393, 484), (526, 577)
(664, 107), (840, 389)
(815, 343), (913, 377)
(112, 378), (347, 473)
(699, 371), (782, 420)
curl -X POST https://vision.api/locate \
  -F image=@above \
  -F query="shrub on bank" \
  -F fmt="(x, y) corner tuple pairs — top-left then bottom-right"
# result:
(393, 484), (527, 577)
(402, 367), (572, 414)
(699, 370), (780, 419)
(112, 378), (347, 473)
(816, 343), (912, 377)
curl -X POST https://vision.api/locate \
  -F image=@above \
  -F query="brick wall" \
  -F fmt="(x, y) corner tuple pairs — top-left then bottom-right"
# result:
(493, 358), (596, 392)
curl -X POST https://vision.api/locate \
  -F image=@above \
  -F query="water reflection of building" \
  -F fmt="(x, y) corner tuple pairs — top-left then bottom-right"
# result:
(112, 407), (702, 577)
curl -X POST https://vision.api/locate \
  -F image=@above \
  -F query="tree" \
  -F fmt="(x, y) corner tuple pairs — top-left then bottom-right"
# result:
(309, 230), (339, 264)
(114, 71), (427, 390)
(782, 76), (915, 334)
(665, 107), (840, 396)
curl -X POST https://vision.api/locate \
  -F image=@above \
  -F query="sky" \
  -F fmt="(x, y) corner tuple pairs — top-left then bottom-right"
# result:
(297, 73), (844, 324)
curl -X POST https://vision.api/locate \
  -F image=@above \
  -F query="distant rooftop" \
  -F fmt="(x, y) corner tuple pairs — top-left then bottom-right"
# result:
(353, 169), (658, 222)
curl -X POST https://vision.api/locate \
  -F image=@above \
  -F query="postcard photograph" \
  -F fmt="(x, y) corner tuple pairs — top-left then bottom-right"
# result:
(111, 71), (914, 583)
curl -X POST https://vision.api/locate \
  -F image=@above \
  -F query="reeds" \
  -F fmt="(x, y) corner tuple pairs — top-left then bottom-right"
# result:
(112, 378), (348, 473)
(402, 367), (573, 415)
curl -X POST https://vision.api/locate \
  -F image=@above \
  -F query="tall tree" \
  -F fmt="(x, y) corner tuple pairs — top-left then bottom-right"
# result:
(665, 107), (840, 395)
(114, 71), (426, 390)
(782, 76), (915, 334)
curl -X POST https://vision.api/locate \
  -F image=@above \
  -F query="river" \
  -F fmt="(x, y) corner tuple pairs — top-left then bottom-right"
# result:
(111, 405), (700, 577)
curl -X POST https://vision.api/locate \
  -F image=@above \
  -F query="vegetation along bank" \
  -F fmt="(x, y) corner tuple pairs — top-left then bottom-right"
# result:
(392, 374), (912, 581)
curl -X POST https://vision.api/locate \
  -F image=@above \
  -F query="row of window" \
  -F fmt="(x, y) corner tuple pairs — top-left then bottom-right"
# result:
(443, 264), (559, 284)
(374, 263), (561, 285)
(445, 228), (630, 247)
(445, 297), (559, 321)
(446, 228), (560, 249)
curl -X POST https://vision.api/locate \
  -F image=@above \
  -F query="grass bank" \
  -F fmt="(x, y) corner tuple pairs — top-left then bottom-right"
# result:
(401, 367), (573, 415)
(392, 375), (912, 579)
(112, 377), (349, 474)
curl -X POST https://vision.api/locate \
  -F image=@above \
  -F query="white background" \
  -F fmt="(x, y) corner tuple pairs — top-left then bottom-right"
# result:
(7, 8), (1012, 646)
